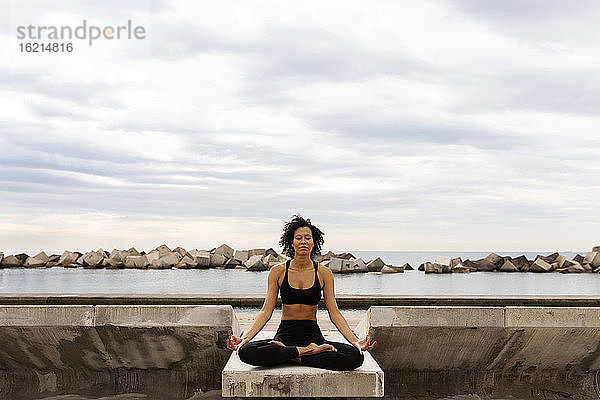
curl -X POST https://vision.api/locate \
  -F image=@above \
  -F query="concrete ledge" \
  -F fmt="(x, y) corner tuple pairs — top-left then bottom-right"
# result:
(0, 305), (95, 326)
(369, 306), (505, 327)
(95, 305), (238, 328)
(2, 293), (600, 307)
(506, 306), (600, 327)
(222, 331), (384, 398)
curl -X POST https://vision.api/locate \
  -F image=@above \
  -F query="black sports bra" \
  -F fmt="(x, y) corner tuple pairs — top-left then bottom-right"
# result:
(280, 260), (322, 305)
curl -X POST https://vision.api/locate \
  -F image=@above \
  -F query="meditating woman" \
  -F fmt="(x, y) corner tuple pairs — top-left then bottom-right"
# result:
(227, 214), (376, 371)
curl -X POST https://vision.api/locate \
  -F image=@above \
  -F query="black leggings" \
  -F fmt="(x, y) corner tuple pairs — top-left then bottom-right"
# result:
(238, 320), (364, 371)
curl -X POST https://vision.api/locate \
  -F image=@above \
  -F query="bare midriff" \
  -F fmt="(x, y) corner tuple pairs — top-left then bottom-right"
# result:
(281, 303), (318, 321)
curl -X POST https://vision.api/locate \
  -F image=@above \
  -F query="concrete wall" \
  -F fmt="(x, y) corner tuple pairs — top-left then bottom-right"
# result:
(364, 306), (600, 400)
(0, 305), (240, 400)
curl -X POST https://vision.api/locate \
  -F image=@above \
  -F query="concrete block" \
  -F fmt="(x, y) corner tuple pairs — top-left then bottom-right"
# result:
(583, 251), (600, 267)
(328, 257), (353, 273)
(499, 260), (518, 272)
(351, 258), (369, 272)
(105, 249), (127, 267)
(484, 253), (503, 267)
(188, 249), (210, 258)
(214, 244), (234, 259)
(381, 265), (404, 273)
(511, 255), (530, 270)
(368, 306), (505, 327)
(424, 262), (443, 274)
(225, 257), (242, 268)
(265, 248), (279, 258)
(196, 254), (211, 268)
(434, 255), (451, 267)
(530, 258), (552, 272)
(433, 256), (452, 272)
(262, 254), (279, 267)
(244, 255), (267, 271)
(593, 245), (600, 252)
(58, 250), (79, 266)
(0, 306), (95, 326)
(461, 259), (479, 272)
(144, 249), (160, 263)
(556, 263), (586, 273)
(2, 255), (23, 267)
(472, 258), (497, 271)
(24, 253), (48, 268)
(34, 251), (50, 262)
(173, 246), (187, 256)
(248, 249), (266, 257)
(155, 244), (172, 257)
(126, 247), (141, 256)
(505, 307), (600, 327)
(79, 250), (105, 268)
(451, 265), (470, 273)
(150, 253), (179, 269)
(124, 255), (148, 269)
(222, 331), (383, 398)
(176, 255), (197, 269)
(210, 253), (227, 267)
(233, 250), (248, 263)
(366, 257), (385, 272)
(0, 252), (3, 264)
(535, 252), (559, 264)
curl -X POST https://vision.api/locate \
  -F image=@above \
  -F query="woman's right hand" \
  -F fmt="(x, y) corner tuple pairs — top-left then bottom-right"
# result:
(227, 334), (249, 353)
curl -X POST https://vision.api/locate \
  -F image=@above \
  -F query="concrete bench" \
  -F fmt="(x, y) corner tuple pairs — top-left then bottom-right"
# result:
(365, 305), (600, 400)
(0, 304), (237, 399)
(222, 329), (384, 398)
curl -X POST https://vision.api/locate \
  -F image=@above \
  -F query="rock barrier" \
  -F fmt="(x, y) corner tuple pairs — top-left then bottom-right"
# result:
(0, 246), (409, 274)
(2, 245), (597, 274)
(418, 246), (600, 274)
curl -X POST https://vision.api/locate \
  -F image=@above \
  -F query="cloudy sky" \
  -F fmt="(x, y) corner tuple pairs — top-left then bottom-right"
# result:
(1, 0), (599, 253)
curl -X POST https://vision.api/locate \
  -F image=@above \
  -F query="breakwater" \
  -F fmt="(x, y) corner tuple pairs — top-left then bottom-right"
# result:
(1, 244), (599, 274)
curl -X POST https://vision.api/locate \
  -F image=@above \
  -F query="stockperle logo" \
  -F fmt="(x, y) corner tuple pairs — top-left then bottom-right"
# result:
(16, 20), (146, 46)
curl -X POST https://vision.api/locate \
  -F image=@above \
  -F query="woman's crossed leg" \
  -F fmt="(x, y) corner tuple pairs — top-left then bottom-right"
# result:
(238, 339), (363, 371)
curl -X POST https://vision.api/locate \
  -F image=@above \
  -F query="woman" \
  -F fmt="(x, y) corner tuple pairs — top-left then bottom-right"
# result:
(226, 214), (376, 371)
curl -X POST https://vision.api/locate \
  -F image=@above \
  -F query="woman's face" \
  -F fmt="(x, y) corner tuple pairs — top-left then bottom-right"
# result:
(292, 226), (314, 258)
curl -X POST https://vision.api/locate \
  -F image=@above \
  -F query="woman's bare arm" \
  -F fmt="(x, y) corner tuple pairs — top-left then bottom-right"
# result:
(240, 264), (282, 342)
(322, 266), (359, 344)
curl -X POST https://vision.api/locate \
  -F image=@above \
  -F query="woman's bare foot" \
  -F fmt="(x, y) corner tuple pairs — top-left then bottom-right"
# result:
(297, 342), (337, 357)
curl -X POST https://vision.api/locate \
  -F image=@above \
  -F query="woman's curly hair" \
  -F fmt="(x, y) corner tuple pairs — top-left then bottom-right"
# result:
(279, 214), (325, 258)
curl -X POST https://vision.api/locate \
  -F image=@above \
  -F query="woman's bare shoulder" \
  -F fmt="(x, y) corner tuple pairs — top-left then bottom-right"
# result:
(317, 263), (333, 280)
(270, 263), (286, 274)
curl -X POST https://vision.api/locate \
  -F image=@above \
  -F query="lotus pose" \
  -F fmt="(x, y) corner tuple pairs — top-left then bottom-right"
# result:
(227, 214), (376, 371)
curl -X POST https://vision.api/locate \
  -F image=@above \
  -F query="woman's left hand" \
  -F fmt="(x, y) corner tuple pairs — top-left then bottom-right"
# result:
(353, 334), (376, 353)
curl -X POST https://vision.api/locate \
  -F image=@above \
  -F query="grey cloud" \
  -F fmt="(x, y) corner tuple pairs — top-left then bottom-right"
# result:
(313, 114), (527, 150)
(454, 0), (600, 25)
